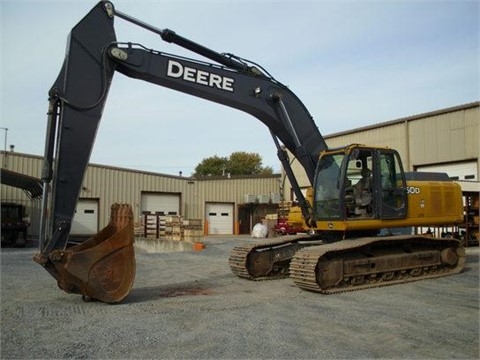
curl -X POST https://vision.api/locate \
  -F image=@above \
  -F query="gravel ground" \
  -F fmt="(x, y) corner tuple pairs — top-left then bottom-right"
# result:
(1, 236), (479, 360)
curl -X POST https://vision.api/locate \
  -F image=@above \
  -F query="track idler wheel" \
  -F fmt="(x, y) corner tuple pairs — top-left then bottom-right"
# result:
(45, 204), (136, 303)
(440, 247), (458, 266)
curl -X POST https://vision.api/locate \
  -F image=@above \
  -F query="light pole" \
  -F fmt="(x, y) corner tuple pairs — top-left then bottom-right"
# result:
(0, 127), (8, 167)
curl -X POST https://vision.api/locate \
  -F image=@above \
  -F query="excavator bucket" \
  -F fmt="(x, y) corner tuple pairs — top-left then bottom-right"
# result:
(35, 204), (136, 303)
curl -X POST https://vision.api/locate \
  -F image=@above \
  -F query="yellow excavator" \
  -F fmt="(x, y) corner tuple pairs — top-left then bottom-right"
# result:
(34, 1), (465, 302)
(229, 147), (464, 293)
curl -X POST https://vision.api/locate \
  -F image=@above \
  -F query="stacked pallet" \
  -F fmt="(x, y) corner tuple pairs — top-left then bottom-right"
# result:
(183, 219), (204, 242)
(143, 213), (160, 238)
(141, 213), (166, 238)
(164, 215), (183, 240)
(165, 216), (203, 242)
(134, 222), (143, 237)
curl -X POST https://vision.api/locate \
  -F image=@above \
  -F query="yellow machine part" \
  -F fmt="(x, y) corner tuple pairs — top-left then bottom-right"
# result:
(403, 180), (464, 224)
(34, 204), (136, 303)
(314, 180), (464, 232)
(286, 205), (307, 231)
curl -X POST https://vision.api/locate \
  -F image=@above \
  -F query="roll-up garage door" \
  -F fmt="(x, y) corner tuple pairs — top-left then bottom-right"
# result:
(141, 193), (181, 237)
(141, 193), (180, 215)
(71, 199), (99, 235)
(206, 203), (233, 235)
(416, 162), (477, 181)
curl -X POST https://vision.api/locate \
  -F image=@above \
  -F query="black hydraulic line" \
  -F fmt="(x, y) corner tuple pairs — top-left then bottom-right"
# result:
(270, 130), (314, 227)
(271, 93), (302, 147)
(159, 29), (250, 72)
(114, 8), (164, 36)
(270, 93), (317, 184)
(40, 1), (117, 252)
(39, 98), (59, 251)
(114, 7), (250, 73)
(42, 1), (325, 253)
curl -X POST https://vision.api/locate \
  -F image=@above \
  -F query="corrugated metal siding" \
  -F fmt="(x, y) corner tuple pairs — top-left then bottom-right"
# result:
(4, 104), (476, 234)
(80, 165), (192, 227)
(465, 107), (479, 159)
(195, 176), (280, 220)
(326, 123), (408, 154)
(1, 152), (281, 237)
(1, 153), (43, 238)
(325, 103), (479, 171)
(326, 122), (409, 167)
(284, 103), (479, 200)
(288, 122), (409, 195)
(408, 111), (470, 165)
(3, 153), (43, 178)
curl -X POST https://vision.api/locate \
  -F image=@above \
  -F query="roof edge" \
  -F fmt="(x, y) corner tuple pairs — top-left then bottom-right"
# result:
(325, 101), (479, 139)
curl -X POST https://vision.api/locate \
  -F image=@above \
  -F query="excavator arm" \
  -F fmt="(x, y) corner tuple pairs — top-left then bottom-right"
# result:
(35, 1), (465, 301)
(35, 1), (326, 302)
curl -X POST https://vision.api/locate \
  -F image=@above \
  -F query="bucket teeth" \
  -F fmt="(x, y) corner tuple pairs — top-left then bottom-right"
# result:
(110, 203), (133, 231)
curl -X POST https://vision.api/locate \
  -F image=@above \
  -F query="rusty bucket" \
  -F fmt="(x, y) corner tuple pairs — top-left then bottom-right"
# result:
(35, 204), (136, 303)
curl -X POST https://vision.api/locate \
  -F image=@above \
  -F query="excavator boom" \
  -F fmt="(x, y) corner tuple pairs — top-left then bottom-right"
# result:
(37, 1), (465, 302)
(36, 1), (325, 302)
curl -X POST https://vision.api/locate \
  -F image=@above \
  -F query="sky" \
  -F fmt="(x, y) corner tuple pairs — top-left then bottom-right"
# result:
(1, 0), (479, 176)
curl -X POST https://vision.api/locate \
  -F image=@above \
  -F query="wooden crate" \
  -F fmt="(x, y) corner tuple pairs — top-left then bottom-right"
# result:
(183, 219), (202, 228)
(171, 234), (183, 241)
(172, 226), (183, 234)
(184, 229), (204, 237)
(184, 235), (203, 242)
(165, 215), (182, 225)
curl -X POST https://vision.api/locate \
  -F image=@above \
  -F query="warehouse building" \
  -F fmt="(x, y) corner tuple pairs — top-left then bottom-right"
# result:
(1, 155), (281, 239)
(1, 101), (479, 242)
(285, 101), (479, 197)
(283, 101), (479, 243)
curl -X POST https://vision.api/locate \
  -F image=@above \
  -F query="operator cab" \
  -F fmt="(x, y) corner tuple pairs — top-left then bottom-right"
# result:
(313, 145), (407, 221)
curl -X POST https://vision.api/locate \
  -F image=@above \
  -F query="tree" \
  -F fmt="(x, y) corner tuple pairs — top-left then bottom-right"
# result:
(193, 151), (273, 177)
(193, 155), (228, 176)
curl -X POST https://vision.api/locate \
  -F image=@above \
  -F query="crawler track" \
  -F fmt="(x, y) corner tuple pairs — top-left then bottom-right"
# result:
(229, 235), (322, 281)
(289, 235), (465, 294)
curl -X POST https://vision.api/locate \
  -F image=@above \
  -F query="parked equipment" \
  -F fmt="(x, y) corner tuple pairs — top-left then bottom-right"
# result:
(35, 1), (465, 302)
(1, 203), (29, 247)
(274, 203), (307, 236)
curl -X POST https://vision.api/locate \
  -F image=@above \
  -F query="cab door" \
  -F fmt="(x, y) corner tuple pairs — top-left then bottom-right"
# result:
(377, 150), (407, 219)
